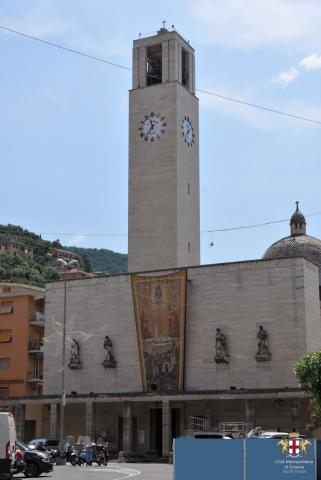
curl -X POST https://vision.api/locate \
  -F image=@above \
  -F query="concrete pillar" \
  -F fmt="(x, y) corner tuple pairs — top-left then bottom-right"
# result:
(145, 406), (151, 450)
(132, 47), (139, 89)
(85, 401), (94, 439)
(138, 46), (147, 88)
(15, 404), (25, 440)
(162, 41), (169, 83)
(162, 400), (171, 457)
(123, 402), (133, 454)
(204, 400), (213, 431)
(245, 399), (255, 429)
(49, 404), (57, 438)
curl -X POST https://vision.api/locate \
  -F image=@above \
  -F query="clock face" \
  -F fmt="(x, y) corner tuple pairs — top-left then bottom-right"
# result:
(139, 113), (166, 142)
(181, 116), (195, 146)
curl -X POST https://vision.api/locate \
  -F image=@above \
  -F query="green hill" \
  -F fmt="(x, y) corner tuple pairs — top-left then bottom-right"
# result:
(68, 247), (127, 273)
(0, 224), (128, 285)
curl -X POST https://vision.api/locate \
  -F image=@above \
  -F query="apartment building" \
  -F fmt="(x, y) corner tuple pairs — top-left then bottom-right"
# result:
(0, 241), (34, 261)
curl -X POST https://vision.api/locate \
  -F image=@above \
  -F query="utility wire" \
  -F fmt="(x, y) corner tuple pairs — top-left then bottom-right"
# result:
(1, 24), (321, 125)
(197, 89), (321, 125)
(0, 24), (131, 71)
(39, 210), (321, 238)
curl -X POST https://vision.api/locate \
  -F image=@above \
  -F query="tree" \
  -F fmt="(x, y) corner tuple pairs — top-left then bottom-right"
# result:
(294, 351), (321, 431)
(82, 254), (92, 273)
(52, 239), (63, 249)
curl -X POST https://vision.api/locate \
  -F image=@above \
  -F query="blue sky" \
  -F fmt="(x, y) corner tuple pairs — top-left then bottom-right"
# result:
(1, 0), (321, 265)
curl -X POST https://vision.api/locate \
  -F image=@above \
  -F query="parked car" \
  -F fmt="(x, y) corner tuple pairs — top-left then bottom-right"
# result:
(257, 431), (289, 439)
(192, 432), (233, 439)
(0, 412), (16, 478)
(12, 446), (25, 476)
(28, 439), (60, 459)
(16, 441), (54, 477)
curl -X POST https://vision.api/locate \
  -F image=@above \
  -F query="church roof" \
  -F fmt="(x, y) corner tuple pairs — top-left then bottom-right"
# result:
(263, 203), (321, 267)
(263, 234), (321, 267)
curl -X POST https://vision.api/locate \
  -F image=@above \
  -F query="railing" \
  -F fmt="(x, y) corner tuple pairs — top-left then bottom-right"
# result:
(27, 372), (43, 383)
(185, 416), (208, 436)
(219, 422), (252, 436)
(30, 312), (45, 324)
(28, 340), (44, 352)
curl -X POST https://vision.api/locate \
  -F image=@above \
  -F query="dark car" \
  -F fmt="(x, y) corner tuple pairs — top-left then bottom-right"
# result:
(192, 432), (233, 439)
(28, 438), (60, 459)
(16, 440), (54, 477)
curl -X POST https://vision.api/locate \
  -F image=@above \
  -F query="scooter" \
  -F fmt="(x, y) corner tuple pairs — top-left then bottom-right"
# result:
(70, 444), (93, 466)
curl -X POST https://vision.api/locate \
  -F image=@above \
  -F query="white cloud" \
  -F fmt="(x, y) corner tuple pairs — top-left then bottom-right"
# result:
(275, 67), (299, 87)
(274, 52), (321, 88)
(299, 53), (321, 71)
(192, 0), (321, 50)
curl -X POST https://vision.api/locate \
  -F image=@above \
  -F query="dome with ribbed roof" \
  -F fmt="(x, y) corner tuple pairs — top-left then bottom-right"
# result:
(263, 203), (321, 268)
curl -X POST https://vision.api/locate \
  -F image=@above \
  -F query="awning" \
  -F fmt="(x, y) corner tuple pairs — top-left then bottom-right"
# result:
(0, 302), (13, 314)
(0, 330), (12, 343)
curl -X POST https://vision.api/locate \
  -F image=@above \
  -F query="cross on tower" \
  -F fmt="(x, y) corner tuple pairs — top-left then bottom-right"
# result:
(162, 20), (166, 29)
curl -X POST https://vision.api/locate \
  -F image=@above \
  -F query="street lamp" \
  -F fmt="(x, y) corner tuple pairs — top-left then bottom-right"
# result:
(56, 257), (79, 460)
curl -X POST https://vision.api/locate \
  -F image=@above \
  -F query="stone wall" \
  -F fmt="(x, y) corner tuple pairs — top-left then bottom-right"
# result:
(44, 258), (320, 396)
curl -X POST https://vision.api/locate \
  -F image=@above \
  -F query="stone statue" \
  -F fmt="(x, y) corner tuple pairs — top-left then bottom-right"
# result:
(255, 326), (271, 362)
(215, 328), (229, 364)
(154, 285), (163, 306)
(68, 338), (82, 369)
(102, 335), (117, 368)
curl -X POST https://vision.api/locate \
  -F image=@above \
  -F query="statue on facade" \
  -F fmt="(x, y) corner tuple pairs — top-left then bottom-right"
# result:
(255, 326), (271, 362)
(102, 335), (117, 368)
(215, 328), (229, 363)
(68, 338), (82, 369)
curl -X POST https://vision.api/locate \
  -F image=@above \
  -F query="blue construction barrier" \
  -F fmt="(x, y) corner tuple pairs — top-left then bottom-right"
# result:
(174, 437), (317, 480)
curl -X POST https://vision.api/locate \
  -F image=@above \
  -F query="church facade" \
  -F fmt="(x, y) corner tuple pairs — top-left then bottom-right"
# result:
(39, 254), (320, 456)
(6, 28), (321, 455)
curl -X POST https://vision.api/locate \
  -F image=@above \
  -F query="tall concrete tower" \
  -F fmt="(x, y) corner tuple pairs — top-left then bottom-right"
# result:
(128, 26), (200, 272)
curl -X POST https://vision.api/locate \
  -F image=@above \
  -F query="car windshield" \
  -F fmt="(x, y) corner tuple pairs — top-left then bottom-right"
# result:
(16, 440), (29, 452)
(45, 440), (59, 447)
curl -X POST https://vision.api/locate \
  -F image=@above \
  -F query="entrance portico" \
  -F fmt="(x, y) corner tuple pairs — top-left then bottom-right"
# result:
(3, 388), (308, 457)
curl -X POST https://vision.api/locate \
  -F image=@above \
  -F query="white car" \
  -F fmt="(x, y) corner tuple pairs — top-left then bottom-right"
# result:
(257, 431), (289, 439)
(0, 412), (16, 477)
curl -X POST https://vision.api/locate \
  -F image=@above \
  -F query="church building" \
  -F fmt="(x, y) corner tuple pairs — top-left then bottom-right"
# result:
(6, 27), (321, 456)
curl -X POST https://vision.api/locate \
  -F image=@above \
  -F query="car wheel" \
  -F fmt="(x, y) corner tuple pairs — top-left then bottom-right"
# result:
(24, 462), (40, 477)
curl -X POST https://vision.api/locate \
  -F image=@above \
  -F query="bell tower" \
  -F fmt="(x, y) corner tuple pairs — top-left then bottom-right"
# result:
(128, 26), (200, 272)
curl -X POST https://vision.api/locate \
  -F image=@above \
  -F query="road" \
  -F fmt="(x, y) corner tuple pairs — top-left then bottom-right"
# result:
(14, 462), (173, 480)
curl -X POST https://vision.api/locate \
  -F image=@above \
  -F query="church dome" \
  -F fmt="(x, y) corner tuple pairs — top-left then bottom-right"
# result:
(263, 203), (321, 268)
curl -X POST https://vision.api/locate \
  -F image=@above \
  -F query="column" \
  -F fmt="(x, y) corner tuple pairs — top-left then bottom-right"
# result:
(162, 41), (169, 83)
(123, 402), (133, 454)
(85, 401), (94, 439)
(245, 399), (255, 429)
(49, 404), (57, 439)
(162, 400), (171, 457)
(138, 46), (147, 88)
(15, 404), (25, 440)
(204, 401), (213, 431)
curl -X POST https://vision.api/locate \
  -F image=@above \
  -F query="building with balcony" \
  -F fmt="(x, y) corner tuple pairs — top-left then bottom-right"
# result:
(0, 283), (45, 439)
(0, 241), (34, 261)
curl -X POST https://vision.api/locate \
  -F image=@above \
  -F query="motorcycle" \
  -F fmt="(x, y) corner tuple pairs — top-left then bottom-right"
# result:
(93, 444), (108, 466)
